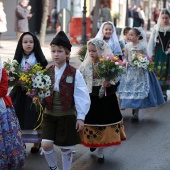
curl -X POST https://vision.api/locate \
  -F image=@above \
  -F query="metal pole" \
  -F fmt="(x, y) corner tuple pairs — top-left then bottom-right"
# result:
(163, 0), (167, 8)
(125, 0), (129, 26)
(81, 0), (87, 45)
(147, 0), (151, 30)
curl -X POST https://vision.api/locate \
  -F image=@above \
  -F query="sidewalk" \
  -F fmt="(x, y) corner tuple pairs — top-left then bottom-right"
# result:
(0, 33), (82, 68)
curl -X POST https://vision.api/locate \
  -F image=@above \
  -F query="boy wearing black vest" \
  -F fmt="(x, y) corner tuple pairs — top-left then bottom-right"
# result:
(41, 31), (90, 170)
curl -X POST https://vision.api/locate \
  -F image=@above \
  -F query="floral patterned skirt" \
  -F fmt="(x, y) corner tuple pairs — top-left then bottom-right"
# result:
(80, 120), (126, 148)
(0, 106), (25, 169)
(153, 45), (170, 90)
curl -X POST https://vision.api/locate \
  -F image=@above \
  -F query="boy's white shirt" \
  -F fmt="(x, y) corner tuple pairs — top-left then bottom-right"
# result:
(54, 63), (90, 121)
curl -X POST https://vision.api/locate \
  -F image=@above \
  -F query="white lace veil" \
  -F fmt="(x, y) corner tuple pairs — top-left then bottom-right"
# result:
(0, 56), (6, 112)
(95, 21), (122, 55)
(79, 38), (112, 93)
(133, 27), (147, 44)
(147, 8), (170, 57)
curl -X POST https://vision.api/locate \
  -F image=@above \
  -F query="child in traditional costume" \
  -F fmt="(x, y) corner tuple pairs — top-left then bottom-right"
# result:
(41, 31), (90, 170)
(79, 38), (126, 163)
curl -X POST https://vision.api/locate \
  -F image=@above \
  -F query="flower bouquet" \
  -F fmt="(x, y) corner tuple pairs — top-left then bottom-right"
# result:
(19, 63), (52, 129)
(131, 53), (154, 71)
(19, 63), (52, 99)
(3, 59), (20, 87)
(77, 44), (87, 62)
(97, 54), (124, 98)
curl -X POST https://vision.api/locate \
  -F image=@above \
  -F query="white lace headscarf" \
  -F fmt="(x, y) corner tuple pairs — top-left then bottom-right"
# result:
(133, 27), (147, 45)
(79, 38), (112, 93)
(147, 8), (170, 57)
(0, 57), (6, 112)
(95, 21), (122, 55)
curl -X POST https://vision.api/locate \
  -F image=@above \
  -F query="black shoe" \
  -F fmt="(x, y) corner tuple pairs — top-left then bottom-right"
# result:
(132, 109), (135, 116)
(131, 116), (139, 122)
(90, 148), (96, 152)
(30, 143), (41, 153)
(97, 155), (104, 163)
(163, 94), (168, 101)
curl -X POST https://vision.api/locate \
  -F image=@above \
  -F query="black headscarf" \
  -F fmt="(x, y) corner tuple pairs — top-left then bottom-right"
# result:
(14, 32), (48, 68)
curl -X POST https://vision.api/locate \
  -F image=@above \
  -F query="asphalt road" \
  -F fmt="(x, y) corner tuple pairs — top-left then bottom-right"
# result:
(24, 100), (170, 170)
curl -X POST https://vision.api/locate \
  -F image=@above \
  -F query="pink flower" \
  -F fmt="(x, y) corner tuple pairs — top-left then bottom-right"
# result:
(10, 67), (15, 72)
(9, 77), (15, 81)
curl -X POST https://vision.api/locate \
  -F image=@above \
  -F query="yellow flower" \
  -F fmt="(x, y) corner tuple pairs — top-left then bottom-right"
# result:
(113, 57), (118, 61)
(100, 58), (104, 62)
(157, 66), (161, 70)
(163, 66), (167, 70)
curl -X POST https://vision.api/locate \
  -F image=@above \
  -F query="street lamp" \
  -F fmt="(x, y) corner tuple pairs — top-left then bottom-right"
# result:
(81, 0), (87, 45)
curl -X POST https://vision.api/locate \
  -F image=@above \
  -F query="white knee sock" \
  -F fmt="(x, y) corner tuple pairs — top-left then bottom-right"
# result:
(43, 149), (58, 170)
(97, 148), (104, 158)
(61, 149), (73, 170)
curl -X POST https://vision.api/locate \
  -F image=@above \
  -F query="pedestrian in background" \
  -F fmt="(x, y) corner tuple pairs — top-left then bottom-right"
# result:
(0, 2), (7, 48)
(79, 38), (126, 163)
(51, 7), (58, 31)
(100, 4), (111, 22)
(40, 31), (90, 170)
(15, 0), (32, 40)
(148, 8), (170, 101)
(153, 7), (160, 24)
(0, 56), (25, 170)
(119, 27), (164, 122)
(138, 6), (146, 28)
(127, 5), (134, 28)
(10, 32), (48, 154)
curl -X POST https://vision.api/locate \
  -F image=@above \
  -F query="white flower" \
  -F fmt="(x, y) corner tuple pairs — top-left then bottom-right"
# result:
(37, 82), (45, 89)
(44, 90), (50, 97)
(43, 75), (51, 81)
(143, 57), (148, 62)
(32, 82), (38, 88)
(12, 60), (19, 65)
(115, 62), (119, 65)
(141, 63), (147, 69)
(34, 75), (42, 83)
(36, 71), (43, 76)
(134, 60), (139, 65)
(38, 91), (45, 98)
(137, 63), (142, 68)
(119, 65), (123, 69)
(139, 57), (145, 62)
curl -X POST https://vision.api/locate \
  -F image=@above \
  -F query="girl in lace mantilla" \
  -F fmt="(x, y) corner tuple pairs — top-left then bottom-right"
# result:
(118, 28), (164, 122)
(147, 8), (170, 101)
(79, 38), (126, 163)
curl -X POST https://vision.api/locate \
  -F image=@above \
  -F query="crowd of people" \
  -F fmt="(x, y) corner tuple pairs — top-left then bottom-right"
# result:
(0, 1), (170, 169)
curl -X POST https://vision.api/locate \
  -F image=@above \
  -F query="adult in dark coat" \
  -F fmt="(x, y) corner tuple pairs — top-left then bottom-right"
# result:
(10, 32), (48, 153)
(15, 0), (32, 39)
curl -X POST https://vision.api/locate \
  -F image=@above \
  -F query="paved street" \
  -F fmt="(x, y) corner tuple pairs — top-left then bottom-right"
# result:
(1, 34), (170, 170)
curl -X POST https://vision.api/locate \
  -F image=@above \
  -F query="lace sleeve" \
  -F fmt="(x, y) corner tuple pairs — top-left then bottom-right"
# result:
(123, 44), (128, 63)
